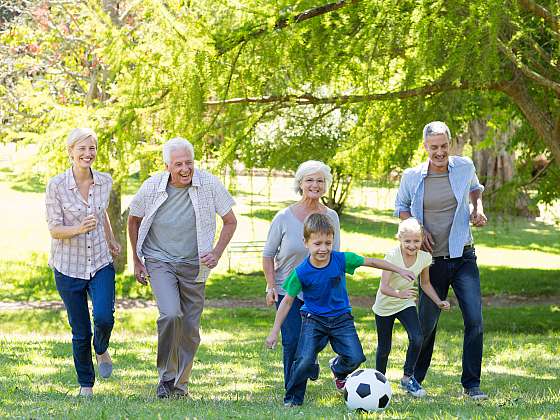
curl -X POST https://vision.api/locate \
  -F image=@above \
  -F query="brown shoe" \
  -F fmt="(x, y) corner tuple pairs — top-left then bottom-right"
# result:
(156, 380), (174, 399)
(173, 387), (190, 398)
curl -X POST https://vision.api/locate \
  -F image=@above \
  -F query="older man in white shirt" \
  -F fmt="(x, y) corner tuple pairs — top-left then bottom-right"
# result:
(128, 137), (236, 398)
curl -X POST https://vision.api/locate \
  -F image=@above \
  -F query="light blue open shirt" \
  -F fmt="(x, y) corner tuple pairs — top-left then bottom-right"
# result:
(394, 156), (484, 258)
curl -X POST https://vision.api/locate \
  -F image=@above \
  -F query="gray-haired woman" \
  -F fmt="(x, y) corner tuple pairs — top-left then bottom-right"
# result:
(45, 128), (121, 396)
(262, 160), (340, 405)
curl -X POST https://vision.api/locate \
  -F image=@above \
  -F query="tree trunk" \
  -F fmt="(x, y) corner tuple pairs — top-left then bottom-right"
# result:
(107, 182), (128, 273)
(466, 119), (538, 218)
(322, 166), (353, 215)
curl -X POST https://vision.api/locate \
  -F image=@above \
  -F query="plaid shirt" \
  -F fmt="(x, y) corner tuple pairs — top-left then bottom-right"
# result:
(129, 169), (235, 283)
(45, 168), (113, 279)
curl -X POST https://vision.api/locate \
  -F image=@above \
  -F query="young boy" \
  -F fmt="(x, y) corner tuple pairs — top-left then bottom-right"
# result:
(265, 213), (416, 407)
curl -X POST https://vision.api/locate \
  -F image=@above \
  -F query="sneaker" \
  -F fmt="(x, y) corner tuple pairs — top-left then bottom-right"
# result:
(334, 377), (346, 393)
(400, 376), (427, 398)
(329, 357), (347, 393)
(78, 386), (93, 397)
(464, 387), (488, 400)
(95, 351), (113, 379)
(283, 401), (302, 408)
(156, 379), (174, 399)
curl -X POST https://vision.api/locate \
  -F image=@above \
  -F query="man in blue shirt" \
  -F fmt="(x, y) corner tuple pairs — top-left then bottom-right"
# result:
(395, 121), (488, 400)
(265, 213), (415, 407)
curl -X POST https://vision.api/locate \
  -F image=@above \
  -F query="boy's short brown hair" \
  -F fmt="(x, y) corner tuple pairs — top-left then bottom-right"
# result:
(303, 213), (335, 241)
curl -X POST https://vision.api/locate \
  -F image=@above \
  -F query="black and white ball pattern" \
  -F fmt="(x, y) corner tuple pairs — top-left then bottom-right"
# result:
(344, 368), (392, 412)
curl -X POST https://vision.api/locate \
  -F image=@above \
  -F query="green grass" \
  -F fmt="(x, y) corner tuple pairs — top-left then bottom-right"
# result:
(0, 305), (558, 418)
(2, 254), (559, 303)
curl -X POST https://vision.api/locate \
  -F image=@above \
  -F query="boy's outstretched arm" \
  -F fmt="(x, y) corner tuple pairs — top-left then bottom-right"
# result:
(363, 257), (416, 282)
(419, 268), (450, 310)
(266, 295), (295, 348)
(379, 270), (417, 299)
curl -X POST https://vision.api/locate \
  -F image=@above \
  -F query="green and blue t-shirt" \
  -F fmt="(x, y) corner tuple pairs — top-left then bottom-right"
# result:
(282, 251), (365, 317)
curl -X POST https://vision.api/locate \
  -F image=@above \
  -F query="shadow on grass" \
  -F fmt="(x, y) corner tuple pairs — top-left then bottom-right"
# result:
(0, 305), (558, 418)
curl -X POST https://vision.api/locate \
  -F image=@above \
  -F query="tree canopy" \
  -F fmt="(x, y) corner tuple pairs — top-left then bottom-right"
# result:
(1, 0), (559, 208)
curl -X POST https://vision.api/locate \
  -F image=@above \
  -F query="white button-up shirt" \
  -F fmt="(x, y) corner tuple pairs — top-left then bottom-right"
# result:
(128, 169), (235, 282)
(45, 168), (113, 279)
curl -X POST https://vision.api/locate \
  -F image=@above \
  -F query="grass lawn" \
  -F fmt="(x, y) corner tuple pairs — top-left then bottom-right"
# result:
(0, 305), (559, 418)
(1, 159), (559, 418)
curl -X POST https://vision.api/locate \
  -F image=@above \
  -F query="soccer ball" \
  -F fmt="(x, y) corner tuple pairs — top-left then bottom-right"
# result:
(344, 368), (392, 412)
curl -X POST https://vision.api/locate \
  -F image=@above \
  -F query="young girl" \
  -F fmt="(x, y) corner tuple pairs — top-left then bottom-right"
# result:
(372, 218), (450, 397)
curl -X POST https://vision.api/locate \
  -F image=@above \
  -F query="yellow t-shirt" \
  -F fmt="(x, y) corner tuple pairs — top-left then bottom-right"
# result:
(372, 246), (432, 317)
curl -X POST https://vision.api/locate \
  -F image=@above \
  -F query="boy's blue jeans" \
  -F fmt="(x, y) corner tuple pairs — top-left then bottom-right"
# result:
(415, 247), (483, 389)
(285, 311), (366, 405)
(54, 263), (115, 387)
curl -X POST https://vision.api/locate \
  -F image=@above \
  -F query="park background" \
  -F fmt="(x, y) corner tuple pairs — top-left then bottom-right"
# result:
(0, 1), (559, 418)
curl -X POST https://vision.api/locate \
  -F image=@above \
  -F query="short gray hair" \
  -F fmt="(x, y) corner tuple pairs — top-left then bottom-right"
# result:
(67, 128), (97, 150)
(162, 137), (195, 165)
(293, 160), (332, 195)
(423, 121), (451, 142)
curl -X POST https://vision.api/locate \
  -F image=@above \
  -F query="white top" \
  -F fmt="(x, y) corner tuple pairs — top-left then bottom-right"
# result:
(373, 246), (432, 316)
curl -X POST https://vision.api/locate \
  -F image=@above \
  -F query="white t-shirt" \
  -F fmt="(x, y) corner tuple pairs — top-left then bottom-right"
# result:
(372, 246), (432, 316)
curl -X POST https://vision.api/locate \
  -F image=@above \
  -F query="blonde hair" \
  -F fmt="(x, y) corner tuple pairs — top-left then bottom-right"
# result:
(67, 128), (97, 150)
(293, 160), (333, 195)
(397, 218), (424, 239)
(303, 213), (334, 241)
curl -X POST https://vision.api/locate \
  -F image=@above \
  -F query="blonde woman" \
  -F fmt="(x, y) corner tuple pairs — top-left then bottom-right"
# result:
(45, 128), (121, 396)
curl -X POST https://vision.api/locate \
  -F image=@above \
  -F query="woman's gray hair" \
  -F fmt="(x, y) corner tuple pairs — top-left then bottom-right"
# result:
(293, 160), (333, 195)
(162, 137), (195, 165)
(67, 128), (97, 150)
(423, 121), (451, 142)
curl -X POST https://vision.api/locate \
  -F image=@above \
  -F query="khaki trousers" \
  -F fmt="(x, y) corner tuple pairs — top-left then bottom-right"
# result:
(145, 258), (205, 391)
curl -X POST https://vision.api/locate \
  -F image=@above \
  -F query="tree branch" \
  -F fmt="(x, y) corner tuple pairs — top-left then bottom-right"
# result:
(517, 0), (559, 32)
(498, 37), (560, 95)
(204, 80), (500, 108)
(217, 0), (359, 55)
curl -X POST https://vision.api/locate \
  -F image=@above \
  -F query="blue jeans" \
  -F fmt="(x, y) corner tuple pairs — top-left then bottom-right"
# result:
(415, 247), (483, 389)
(375, 306), (423, 377)
(275, 294), (304, 391)
(54, 264), (115, 387)
(285, 311), (366, 405)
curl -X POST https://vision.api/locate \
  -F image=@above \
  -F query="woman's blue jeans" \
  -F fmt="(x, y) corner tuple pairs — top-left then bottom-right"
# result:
(275, 294), (304, 390)
(54, 263), (115, 387)
(285, 311), (366, 405)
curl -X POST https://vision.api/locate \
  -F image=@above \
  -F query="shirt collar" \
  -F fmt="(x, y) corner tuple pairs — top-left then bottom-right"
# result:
(422, 155), (456, 176)
(64, 167), (106, 190)
(159, 168), (201, 192)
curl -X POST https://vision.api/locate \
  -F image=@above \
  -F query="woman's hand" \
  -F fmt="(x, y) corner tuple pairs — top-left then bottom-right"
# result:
(266, 287), (278, 306)
(108, 239), (121, 257)
(77, 214), (97, 235)
(266, 332), (278, 349)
